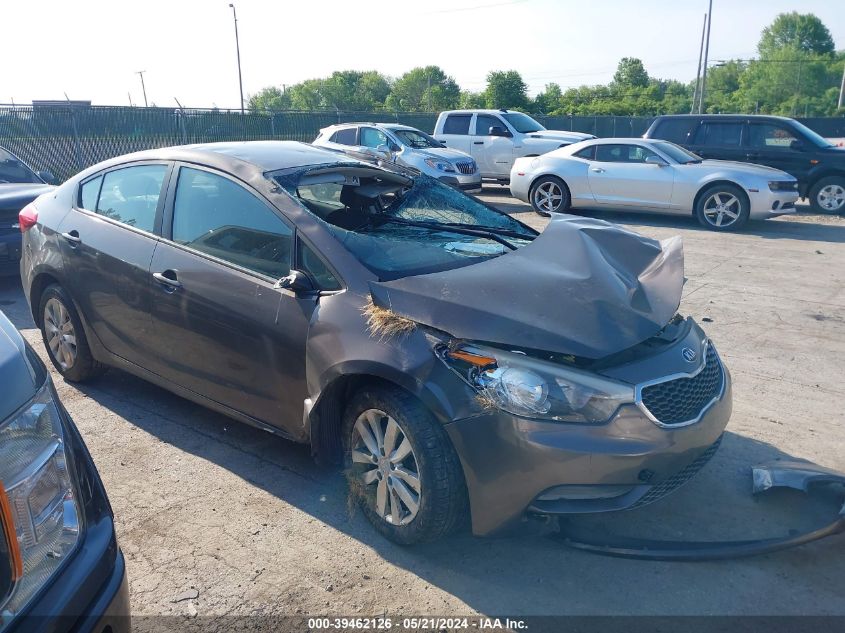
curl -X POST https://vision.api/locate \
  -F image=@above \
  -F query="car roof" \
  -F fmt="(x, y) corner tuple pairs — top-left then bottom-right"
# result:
(654, 114), (796, 122)
(75, 141), (352, 178)
(440, 109), (512, 115)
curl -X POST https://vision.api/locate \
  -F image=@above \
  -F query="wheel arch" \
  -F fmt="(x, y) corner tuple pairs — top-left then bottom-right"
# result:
(29, 270), (63, 327)
(307, 363), (459, 465)
(807, 169), (845, 192)
(693, 179), (750, 217)
(529, 172), (572, 200)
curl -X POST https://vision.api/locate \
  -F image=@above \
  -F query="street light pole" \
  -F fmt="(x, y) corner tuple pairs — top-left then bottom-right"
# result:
(838, 61), (845, 110)
(136, 70), (148, 107)
(699, 0), (713, 114)
(229, 3), (245, 114)
(691, 13), (707, 114)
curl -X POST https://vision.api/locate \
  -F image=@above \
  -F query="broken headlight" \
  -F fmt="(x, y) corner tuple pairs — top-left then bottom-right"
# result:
(0, 383), (81, 629)
(440, 344), (634, 423)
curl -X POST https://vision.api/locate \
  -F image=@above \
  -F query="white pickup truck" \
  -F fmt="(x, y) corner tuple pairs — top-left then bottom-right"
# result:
(433, 109), (594, 182)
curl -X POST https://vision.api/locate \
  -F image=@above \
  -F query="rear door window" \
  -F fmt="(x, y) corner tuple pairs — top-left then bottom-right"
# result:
(96, 164), (167, 233)
(171, 167), (293, 279)
(442, 114), (472, 135)
(330, 128), (357, 145)
(748, 123), (799, 150)
(692, 122), (743, 147)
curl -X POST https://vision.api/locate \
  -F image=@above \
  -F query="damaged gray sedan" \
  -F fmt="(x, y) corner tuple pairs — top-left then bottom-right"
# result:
(20, 141), (732, 544)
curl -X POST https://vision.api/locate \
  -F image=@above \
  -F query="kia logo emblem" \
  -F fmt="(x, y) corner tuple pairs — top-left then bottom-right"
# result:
(682, 347), (697, 362)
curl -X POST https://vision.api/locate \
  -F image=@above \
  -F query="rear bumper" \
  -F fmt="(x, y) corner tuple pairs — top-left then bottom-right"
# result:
(445, 377), (732, 536)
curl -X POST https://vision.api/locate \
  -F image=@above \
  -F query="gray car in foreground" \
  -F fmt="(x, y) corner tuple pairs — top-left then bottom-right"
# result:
(20, 141), (731, 543)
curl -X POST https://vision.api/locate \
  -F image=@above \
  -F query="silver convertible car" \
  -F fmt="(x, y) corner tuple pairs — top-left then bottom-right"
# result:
(510, 138), (800, 231)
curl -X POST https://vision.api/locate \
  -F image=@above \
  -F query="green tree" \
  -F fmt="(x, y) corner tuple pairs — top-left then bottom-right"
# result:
(320, 70), (391, 110)
(459, 90), (486, 108)
(484, 70), (528, 110)
(612, 57), (649, 88)
(247, 86), (291, 112)
(385, 66), (460, 111)
(287, 79), (324, 110)
(759, 12), (835, 57)
(533, 83), (563, 113)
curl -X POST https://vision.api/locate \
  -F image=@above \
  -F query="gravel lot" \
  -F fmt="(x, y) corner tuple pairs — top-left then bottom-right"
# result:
(1, 196), (843, 621)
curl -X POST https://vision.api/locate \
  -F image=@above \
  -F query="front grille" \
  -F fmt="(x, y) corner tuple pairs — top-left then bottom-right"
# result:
(630, 434), (723, 509)
(640, 344), (723, 426)
(455, 161), (476, 175)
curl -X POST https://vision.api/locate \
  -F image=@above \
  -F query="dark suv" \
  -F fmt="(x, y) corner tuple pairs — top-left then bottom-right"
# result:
(644, 115), (845, 214)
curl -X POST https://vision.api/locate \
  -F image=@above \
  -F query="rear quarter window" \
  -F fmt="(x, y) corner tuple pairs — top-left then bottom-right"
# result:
(651, 118), (698, 144)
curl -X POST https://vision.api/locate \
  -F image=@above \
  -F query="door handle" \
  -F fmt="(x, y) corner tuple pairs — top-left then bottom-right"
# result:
(61, 230), (81, 245)
(590, 167), (606, 173)
(152, 271), (182, 289)
(473, 141), (484, 145)
(746, 153), (759, 160)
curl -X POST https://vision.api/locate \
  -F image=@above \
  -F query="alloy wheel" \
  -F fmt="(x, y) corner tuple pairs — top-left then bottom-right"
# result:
(817, 184), (845, 212)
(44, 298), (77, 371)
(351, 409), (421, 526)
(533, 181), (564, 213)
(702, 192), (741, 228)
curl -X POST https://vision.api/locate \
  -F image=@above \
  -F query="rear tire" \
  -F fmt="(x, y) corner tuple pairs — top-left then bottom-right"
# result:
(343, 385), (467, 545)
(809, 176), (845, 214)
(38, 284), (106, 382)
(694, 184), (749, 231)
(530, 175), (571, 216)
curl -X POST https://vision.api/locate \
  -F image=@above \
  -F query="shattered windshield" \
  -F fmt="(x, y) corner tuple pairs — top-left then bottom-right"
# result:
(275, 165), (536, 280)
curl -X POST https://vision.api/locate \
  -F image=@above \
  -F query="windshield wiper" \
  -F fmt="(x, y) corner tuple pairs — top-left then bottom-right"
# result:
(372, 216), (521, 250)
(433, 220), (536, 241)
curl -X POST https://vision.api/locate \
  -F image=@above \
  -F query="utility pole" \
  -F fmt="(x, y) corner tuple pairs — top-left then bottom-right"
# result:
(136, 71), (148, 107)
(699, 0), (713, 114)
(691, 13), (707, 114)
(229, 4), (245, 114)
(838, 62), (845, 109)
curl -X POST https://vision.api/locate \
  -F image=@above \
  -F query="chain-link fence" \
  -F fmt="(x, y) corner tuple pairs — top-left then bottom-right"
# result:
(2, 104), (843, 183)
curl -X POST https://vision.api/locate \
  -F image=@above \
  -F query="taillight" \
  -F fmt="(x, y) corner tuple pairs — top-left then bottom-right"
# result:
(18, 204), (38, 233)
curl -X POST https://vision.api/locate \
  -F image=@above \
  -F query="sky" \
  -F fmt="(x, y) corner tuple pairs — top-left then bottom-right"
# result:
(3, 0), (844, 109)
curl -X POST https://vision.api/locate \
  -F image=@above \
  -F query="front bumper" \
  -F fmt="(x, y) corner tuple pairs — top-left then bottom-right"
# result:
(0, 232), (21, 277)
(749, 189), (800, 219)
(438, 173), (482, 192)
(445, 375), (732, 536)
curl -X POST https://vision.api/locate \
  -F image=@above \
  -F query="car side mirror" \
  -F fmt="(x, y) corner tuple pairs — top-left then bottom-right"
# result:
(376, 143), (393, 160)
(789, 139), (805, 151)
(645, 155), (667, 166)
(488, 126), (512, 138)
(275, 269), (315, 294)
(37, 170), (56, 184)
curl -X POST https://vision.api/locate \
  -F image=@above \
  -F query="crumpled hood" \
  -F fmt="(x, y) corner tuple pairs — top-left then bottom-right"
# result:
(0, 183), (55, 210)
(368, 216), (684, 359)
(526, 129), (595, 143)
(417, 148), (475, 163)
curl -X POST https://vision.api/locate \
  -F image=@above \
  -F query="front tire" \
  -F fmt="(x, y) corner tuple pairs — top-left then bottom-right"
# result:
(530, 175), (570, 216)
(343, 385), (467, 545)
(39, 284), (106, 382)
(809, 176), (845, 214)
(695, 184), (749, 231)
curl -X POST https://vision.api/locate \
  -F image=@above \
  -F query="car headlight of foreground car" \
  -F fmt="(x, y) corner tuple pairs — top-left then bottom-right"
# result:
(424, 158), (456, 173)
(0, 384), (81, 630)
(439, 343), (635, 423)
(768, 180), (798, 192)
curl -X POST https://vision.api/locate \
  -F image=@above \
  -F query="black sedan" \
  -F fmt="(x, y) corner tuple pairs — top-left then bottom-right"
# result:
(0, 309), (129, 632)
(0, 148), (54, 276)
